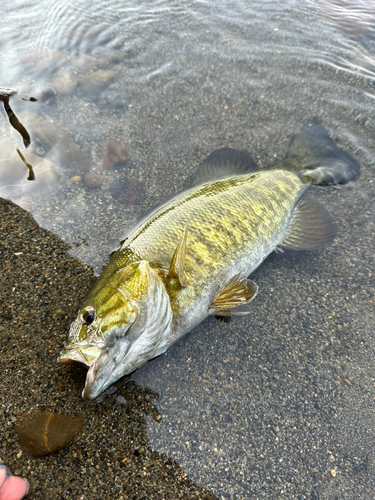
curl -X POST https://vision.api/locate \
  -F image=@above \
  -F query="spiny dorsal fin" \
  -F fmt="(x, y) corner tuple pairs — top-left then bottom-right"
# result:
(192, 148), (258, 187)
(168, 224), (189, 287)
(281, 197), (337, 250)
(209, 274), (258, 311)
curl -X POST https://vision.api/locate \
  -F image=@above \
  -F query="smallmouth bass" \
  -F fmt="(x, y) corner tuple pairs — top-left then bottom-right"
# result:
(59, 121), (360, 399)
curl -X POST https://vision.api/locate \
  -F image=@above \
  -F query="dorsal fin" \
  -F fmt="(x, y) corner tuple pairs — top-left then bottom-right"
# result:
(168, 225), (189, 287)
(209, 274), (258, 311)
(281, 197), (337, 250)
(192, 148), (258, 187)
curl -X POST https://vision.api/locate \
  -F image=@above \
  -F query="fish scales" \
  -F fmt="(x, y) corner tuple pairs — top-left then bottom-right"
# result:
(112, 169), (304, 287)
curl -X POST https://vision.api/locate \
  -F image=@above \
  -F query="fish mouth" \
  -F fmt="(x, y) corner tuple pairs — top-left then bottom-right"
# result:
(58, 344), (102, 368)
(82, 338), (132, 400)
(83, 361), (104, 400)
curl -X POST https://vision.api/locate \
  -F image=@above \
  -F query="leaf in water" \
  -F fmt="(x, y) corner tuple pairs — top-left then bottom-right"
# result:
(15, 411), (85, 457)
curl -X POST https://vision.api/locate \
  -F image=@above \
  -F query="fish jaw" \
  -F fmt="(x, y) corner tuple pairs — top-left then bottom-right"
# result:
(82, 336), (132, 399)
(58, 335), (133, 400)
(58, 336), (103, 368)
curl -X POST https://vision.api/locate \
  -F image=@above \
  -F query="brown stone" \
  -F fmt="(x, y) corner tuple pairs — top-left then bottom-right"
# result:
(101, 139), (128, 170)
(84, 171), (103, 188)
(15, 411), (85, 457)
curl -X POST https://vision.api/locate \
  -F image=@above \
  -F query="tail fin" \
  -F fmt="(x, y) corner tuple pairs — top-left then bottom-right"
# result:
(287, 120), (360, 185)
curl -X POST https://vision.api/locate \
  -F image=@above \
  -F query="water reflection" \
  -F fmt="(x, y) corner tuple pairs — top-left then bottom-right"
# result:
(0, 89), (31, 146)
(318, 0), (375, 38)
(1, 0), (375, 498)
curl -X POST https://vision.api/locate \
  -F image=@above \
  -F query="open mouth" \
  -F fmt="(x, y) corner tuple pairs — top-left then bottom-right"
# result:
(58, 344), (102, 368)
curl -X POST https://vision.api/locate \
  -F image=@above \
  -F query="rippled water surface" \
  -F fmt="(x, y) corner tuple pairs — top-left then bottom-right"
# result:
(1, 0), (375, 498)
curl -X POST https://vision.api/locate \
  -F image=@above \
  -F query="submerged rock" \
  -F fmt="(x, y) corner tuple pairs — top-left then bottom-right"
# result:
(96, 51), (125, 69)
(70, 54), (95, 72)
(80, 70), (117, 96)
(19, 112), (91, 173)
(15, 411), (85, 458)
(22, 48), (66, 77)
(51, 73), (78, 95)
(101, 139), (128, 170)
(83, 171), (103, 188)
(110, 177), (146, 205)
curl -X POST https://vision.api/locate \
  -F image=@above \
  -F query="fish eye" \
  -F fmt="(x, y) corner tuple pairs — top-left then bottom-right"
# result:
(81, 308), (95, 325)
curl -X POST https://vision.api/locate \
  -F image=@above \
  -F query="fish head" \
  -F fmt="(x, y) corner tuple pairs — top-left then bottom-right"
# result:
(58, 260), (172, 399)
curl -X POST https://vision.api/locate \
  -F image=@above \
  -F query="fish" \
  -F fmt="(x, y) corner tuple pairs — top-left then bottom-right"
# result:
(58, 120), (360, 399)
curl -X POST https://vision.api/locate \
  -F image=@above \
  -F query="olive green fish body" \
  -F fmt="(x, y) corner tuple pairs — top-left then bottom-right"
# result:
(117, 170), (304, 341)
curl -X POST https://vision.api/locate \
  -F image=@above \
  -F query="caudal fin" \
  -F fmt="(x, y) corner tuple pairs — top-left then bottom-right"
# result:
(287, 120), (361, 185)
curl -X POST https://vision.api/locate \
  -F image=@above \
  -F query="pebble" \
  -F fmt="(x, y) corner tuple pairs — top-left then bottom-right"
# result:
(80, 70), (117, 96)
(110, 177), (146, 205)
(15, 411), (85, 457)
(96, 51), (125, 70)
(50, 73), (78, 95)
(101, 139), (129, 170)
(104, 386), (118, 395)
(83, 172), (103, 189)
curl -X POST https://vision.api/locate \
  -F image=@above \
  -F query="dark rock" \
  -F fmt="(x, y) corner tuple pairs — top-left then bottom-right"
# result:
(100, 139), (128, 170)
(110, 177), (146, 205)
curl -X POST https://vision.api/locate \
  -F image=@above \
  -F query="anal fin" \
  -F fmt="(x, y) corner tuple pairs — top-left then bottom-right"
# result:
(281, 197), (337, 250)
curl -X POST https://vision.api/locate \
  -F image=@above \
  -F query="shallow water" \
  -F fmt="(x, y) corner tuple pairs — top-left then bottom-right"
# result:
(1, 0), (375, 498)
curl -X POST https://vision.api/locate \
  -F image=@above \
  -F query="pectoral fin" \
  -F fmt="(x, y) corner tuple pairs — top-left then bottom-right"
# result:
(281, 197), (337, 250)
(168, 224), (189, 287)
(210, 274), (258, 313)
